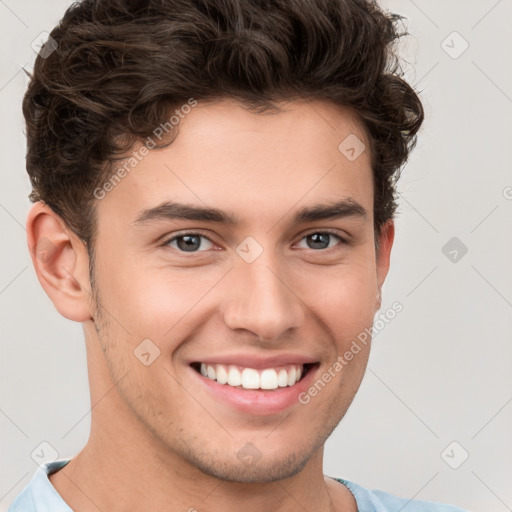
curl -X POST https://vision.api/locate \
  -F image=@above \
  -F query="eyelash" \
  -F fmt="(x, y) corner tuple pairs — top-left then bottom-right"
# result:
(160, 229), (347, 254)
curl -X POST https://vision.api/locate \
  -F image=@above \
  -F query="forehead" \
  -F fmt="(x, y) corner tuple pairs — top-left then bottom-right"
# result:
(96, 98), (373, 229)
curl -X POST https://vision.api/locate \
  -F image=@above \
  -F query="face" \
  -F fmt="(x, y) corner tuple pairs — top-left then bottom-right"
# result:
(87, 98), (393, 482)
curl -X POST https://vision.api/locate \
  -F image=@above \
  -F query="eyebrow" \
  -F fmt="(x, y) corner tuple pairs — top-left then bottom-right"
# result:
(132, 198), (368, 226)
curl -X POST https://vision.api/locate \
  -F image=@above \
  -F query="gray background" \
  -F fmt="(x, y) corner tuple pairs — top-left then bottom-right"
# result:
(1, 1), (511, 511)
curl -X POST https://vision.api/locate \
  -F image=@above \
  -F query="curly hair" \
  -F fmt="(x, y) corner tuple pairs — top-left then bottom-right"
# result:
(23, 0), (423, 251)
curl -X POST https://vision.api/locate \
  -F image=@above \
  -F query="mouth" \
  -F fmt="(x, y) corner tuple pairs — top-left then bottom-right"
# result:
(188, 355), (321, 415)
(190, 362), (316, 391)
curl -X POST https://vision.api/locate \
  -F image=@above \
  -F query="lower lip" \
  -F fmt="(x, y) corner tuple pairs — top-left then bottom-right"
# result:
(191, 365), (319, 415)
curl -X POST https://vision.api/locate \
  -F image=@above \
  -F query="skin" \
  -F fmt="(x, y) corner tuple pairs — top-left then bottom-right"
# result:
(28, 97), (394, 512)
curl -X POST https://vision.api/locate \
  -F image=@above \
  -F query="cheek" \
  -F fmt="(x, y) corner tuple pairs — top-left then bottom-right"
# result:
(299, 262), (377, 326)
(96, 260), (224, 341)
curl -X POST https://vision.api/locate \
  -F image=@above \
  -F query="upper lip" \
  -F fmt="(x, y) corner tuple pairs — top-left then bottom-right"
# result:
(188, 353), (318, 369)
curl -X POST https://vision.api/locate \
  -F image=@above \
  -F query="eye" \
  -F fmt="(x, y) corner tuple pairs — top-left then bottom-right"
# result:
(295, 231), (345, 251)
(163, 233), (215, 253)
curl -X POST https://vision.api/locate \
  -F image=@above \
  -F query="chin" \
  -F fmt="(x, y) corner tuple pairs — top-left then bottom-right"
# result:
(188, 450), (311, 483)
(198, 455), (308, 484)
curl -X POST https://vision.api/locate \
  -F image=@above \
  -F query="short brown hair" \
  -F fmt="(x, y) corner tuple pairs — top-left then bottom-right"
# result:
(23, 0), (423, 250)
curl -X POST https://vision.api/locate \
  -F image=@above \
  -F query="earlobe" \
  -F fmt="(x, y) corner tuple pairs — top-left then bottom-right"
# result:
(375, 220), (395, 309)
(27, 202), (93, 322)
(375, 287), (382, 310)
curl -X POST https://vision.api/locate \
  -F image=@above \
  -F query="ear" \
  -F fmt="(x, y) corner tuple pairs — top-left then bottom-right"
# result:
(27, 201), (93, 322)
(374, 220), (395, 310)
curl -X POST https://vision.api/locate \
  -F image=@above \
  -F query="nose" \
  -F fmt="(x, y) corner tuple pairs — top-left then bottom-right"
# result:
(222, 253), (305, 342)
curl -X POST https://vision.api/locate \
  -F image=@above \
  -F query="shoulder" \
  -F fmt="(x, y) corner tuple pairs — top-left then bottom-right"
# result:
(7, 459), (72, 512)
(332, 477), (471, 512)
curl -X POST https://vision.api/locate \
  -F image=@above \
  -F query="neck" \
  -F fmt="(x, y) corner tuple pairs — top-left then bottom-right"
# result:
(50, 424), (339, 512)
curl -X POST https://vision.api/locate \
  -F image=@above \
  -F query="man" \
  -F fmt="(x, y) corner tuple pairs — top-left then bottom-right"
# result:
(9, 0), (468, 510)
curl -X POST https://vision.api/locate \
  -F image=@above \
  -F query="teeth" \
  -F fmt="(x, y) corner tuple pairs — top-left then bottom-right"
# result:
(207, 365), (216, 380)
(216, 364), (228, 384)
(287, 366), (297, 386)
(242, 368), (260, 389)
(277, 369), (288, 387)
(227, 365), (242, 387)
(197, 363), (305, 390)
(260, 369), (278, 389)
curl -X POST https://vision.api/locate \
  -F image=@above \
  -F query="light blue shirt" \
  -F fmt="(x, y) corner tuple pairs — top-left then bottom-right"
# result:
(8, 459), (469, 511)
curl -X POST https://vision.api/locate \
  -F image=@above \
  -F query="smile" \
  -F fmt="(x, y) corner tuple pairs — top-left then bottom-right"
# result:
(195, 363), (308, 390)
(189, 356), (319, 415)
